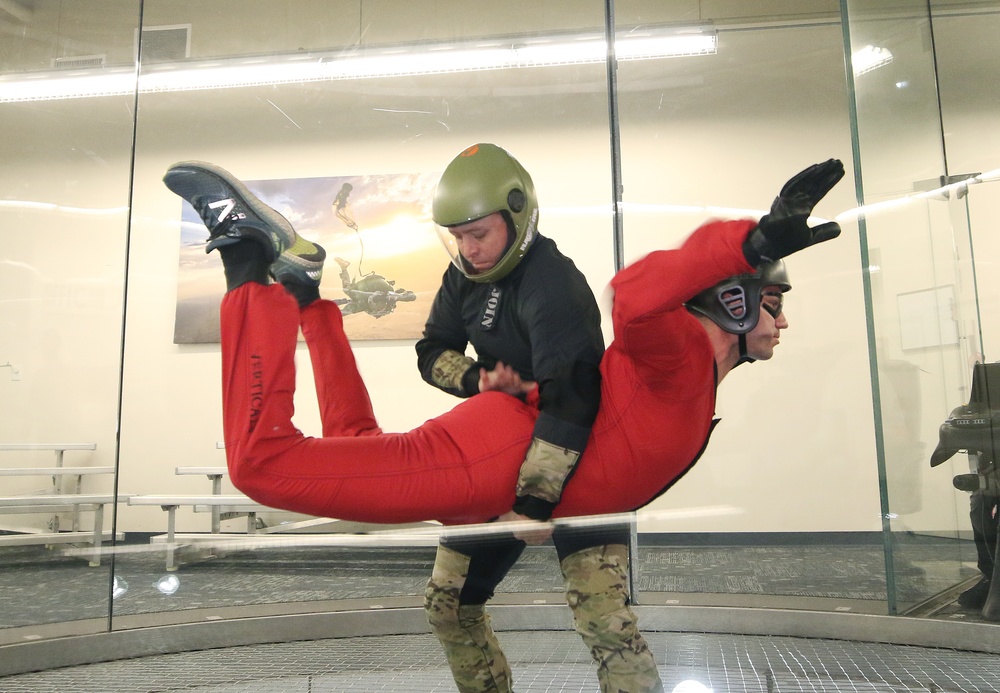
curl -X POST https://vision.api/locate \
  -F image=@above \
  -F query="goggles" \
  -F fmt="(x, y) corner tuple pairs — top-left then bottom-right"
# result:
(761, 291), (784, 319)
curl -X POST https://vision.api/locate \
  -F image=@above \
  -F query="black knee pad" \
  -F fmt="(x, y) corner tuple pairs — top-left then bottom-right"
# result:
(554, 523), (631, 562)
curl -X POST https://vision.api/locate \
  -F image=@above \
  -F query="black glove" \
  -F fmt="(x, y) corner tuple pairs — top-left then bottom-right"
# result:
(743, 159), (845, 266)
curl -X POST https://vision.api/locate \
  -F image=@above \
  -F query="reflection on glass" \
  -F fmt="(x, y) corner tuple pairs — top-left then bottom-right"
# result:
(113, 576), (129, 600)
(0, 26), (715, 103)
(615, 1), (891, 613)
(844, 0), (989, 614)
(852, 44), (894, 75)
(1, 0), (137, 642)
(155, 575), (179, 596)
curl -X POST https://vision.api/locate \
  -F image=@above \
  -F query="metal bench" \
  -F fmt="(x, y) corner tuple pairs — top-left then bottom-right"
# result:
(0, 494), (131, 566)
(0, 443), (126, 565)
(135, 444), (438, 570)
(174, 466), (229, 532)
(128, 494), (276, 570)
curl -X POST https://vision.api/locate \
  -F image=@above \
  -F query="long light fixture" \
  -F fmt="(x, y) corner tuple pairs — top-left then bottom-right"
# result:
(852, 44), (893, 76)
(0, 28), (716, 103)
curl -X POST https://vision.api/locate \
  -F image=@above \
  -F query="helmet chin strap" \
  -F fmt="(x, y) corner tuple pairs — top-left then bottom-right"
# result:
(734, 333), (756, 367)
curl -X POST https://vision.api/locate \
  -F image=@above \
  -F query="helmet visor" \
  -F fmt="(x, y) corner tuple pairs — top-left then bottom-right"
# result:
(761, 290), (784, 319)
(434, 212), (517, 282)
(435, 224), (475, 275)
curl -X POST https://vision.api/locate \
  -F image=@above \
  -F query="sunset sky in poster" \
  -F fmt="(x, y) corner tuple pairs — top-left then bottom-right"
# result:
(175, 171), (445, 343)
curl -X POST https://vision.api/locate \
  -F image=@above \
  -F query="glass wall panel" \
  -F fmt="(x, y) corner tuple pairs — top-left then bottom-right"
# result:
(4, 0), (998, 649)
(843, 0), (986, 614)
(0, 0), (139, 641)
(118, 0), (615, 625)
(923, 0), (1000, 620)
(614, 2), (888, 612)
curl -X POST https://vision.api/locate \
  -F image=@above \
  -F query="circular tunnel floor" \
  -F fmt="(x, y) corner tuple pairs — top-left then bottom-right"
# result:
(4, 629), (1000, 692)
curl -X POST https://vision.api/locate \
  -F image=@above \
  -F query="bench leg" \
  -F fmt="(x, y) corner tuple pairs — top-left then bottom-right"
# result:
(72, 475), (84, 532)
(211, 475), (223, 533)
(89, 504), (104, 567)
(162, 505), (179, 571)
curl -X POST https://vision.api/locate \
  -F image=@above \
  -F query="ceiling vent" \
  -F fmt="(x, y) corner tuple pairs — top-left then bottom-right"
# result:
(139, 24), (191, 63)
(52, 54), (106, 69)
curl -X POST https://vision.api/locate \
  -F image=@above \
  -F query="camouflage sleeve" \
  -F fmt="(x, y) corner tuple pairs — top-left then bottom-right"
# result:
(430, 350), (477, 392)
(513, 437), (581, 510)
(511, 361), (601, 520)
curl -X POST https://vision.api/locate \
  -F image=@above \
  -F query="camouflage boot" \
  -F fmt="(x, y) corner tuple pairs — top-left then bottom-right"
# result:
(561, 543), (663, 693)
(425, 544), (514, 692)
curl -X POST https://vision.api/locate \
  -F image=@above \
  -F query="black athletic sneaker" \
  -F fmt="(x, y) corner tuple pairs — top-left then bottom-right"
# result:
(163, 160), (295, 262)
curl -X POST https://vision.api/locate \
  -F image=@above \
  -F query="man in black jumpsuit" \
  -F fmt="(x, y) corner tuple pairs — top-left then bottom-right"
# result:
(416, 143), (662, 692)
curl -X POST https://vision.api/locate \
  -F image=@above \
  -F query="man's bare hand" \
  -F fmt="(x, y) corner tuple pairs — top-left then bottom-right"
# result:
(498, 510), (553, 545)
(478, 362), (537, 397)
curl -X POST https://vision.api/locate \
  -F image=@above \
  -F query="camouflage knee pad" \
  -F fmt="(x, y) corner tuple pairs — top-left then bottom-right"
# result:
(562, 544), (663, 693)
(424, 545), (513, 693)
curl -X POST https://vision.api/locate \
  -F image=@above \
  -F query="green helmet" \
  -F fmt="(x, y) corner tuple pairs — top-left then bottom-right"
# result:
(432, 143), (539, 283)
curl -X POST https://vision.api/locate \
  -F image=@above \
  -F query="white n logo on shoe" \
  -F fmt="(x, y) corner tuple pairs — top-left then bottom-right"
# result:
(209, 198), (236, 222)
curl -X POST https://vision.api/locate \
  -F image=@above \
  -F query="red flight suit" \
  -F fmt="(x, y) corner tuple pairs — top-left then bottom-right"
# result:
(221, 218), (756, 524)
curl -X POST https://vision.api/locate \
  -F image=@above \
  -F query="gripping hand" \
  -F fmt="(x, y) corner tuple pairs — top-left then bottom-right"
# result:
(743, 159), (845, 266)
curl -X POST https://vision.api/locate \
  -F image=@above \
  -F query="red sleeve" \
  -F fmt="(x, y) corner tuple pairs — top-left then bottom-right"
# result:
(610, 219), (757, 367)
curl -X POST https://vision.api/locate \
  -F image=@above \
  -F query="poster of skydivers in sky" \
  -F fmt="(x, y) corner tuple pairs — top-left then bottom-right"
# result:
(173, 171), (442, 343)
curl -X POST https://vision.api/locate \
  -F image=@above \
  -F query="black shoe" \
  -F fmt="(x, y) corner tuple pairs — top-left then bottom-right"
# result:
(163, 160), (294, 262)
(957, 578), (991, 609)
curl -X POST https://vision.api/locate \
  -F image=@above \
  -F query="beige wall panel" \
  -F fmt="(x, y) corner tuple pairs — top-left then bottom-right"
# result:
(143, 0), (361, 56)
(358, 0), (605, 43)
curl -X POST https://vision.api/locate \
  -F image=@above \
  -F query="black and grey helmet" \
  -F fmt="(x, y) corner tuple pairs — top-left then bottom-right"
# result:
(686, 260), (791, 335)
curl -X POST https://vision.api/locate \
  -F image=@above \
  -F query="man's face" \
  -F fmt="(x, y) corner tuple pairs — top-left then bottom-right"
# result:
(447, 212), (509, 274)
(745, 286), (789, 361)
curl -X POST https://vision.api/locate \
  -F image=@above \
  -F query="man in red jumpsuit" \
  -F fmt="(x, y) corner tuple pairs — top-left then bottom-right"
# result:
(163, 157), (844, 692)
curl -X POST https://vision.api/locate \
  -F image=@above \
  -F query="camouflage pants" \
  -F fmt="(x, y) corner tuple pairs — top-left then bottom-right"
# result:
(425, 544), (514, 692)
(561, 544), (663, 693)
(424, 537), (662, 693)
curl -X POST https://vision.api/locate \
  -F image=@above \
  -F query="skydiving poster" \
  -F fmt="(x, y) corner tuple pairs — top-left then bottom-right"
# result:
(172, 171), (443, 343)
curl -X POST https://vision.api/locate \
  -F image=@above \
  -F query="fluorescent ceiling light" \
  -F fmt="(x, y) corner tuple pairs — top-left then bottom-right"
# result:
(835, 174), (987, 224)
(0, 29), (716, 103)
(852, 44), (893, 76)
